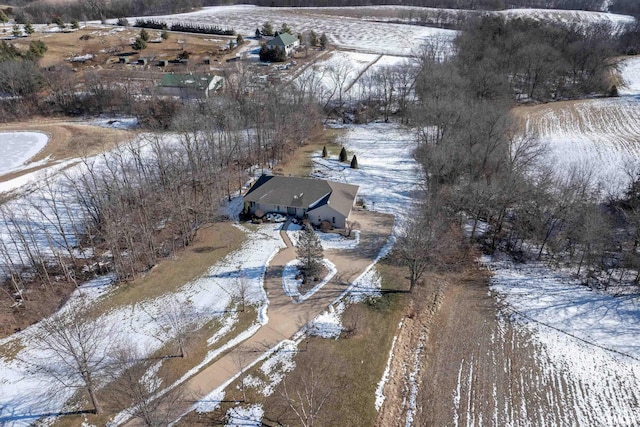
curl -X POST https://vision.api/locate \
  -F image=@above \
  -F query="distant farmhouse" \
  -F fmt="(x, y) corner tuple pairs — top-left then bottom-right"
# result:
(158, 73), (224, 100)
(244, 175), (358, 229)
(266, 33), (300, 56)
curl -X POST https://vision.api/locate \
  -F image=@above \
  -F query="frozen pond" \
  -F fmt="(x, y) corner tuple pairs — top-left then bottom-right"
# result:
(0, 132), (48, 176)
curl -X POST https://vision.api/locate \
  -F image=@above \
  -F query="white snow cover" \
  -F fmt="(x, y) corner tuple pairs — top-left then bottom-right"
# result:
(256, 339), (297, 396)
(0, 222), (284, 425)
(486, 256), (640, 424)
(497, 8), (634, 32)
(288, 228), (360, 249)
(195, 389), (225, 414)
(0, 132), (48, 176)
(523, 97), (640, 197)
(347, 267), (382, 303)
(312, 123), (422, 227)
(618, 56), (640, 96)
(308, 302), (345, 339)
(488, 258), (640, 358)
(112, 6), (457, 56)
(294, 51), (379, 102)
(282, 259), (337, 303)
(225, 404), (264, 427)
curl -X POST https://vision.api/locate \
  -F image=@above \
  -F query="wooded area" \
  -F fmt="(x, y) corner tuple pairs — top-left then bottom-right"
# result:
(400, 15), (640, 292)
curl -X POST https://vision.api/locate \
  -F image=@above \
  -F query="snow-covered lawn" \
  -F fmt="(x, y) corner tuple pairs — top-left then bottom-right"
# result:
(0, 132), (48, 176)
(287, 229), (359, 249)
(110, 5), (457, 56)
(312, 123), (422, 224)
(282, 259), (337, 302)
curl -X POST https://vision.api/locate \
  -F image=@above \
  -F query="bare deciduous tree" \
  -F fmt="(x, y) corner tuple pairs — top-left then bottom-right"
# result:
(162, 297), (195, 358)
(279, 366), (333, 427)
(31, 297), (117, 414)
(105, 346), (185, 426)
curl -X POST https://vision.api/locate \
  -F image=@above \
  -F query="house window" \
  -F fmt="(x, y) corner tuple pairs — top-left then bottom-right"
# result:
(277, 206), (280, 212)
(332, 216), (335, 224)
(318, 216), (321, 223)
(250, 202), (255, 208)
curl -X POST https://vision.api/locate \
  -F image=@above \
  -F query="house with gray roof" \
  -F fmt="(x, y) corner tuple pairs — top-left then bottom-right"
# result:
(244, 175), (358, 229)
(158, 73), (224, 100)
(266, 32), (300, 56)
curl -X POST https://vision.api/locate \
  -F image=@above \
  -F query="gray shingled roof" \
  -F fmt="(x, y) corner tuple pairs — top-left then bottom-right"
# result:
(244, 175), (358, 217)
(324, 181), (359, 218)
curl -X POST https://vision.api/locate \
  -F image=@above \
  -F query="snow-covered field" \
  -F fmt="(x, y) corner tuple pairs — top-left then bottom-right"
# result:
(293, 52), (412, 103)
(0, 132), (48, 176)
(487, 257), (640, 425)
(517, 51), (640, 199)
(112, 5), (457, 56)
(619, 56), (640, 96)
(498, 8), (634, 32)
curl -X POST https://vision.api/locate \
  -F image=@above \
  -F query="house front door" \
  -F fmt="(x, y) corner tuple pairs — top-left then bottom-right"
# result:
(287, 207), (296, 215)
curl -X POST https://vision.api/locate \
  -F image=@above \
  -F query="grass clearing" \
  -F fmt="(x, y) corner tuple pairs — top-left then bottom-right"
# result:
(52, 307), (259, 427)
(184, 261), (409, 426)
(275, 127), (346, 177)
(0, 337), (25, 363)
(96, 222), (245, 313)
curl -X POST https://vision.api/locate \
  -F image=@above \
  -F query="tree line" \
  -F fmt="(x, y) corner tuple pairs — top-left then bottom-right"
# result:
(394, 15), (640, 292)
(134, 18), (235, 36)
(8, 0), (200, 24)
(0, 73), (320, 322)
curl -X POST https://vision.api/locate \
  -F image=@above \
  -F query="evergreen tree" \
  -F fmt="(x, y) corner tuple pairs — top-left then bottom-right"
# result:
(12, 24), (20, 38)
(262, 21), (274, 36)
(350, 154), (358, 169)
(132, 37), (147, 50)
(339, 146), (348, 162)
(322, 146), (327, 158)
(297, 226), (323, 279)
(24, 22), (34, 35)
(255, 27), (261, 38)
(139, 28), (150, 42)
(53, 16), (65, 29)
(161, 29), (169, 40)
(236, 34), (244, 45)
(28, 40), (47, 58)
(320, 33), (328, 49)
(280, 23), (292, 34)
(71, 19), (80, 30)
(609, 85), (619, 97)
(0, 10), (8, 27)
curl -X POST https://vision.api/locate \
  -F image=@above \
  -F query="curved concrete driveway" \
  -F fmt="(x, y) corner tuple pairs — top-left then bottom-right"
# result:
(156, 210), (393, 424)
